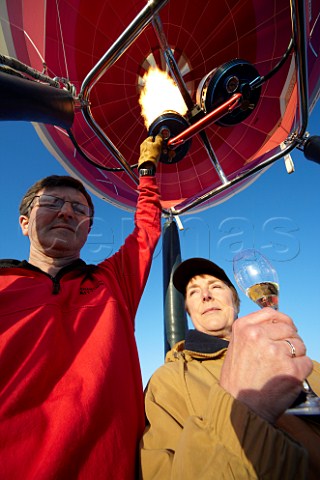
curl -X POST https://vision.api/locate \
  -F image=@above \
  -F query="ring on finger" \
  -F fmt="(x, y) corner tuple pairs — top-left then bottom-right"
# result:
(284, 339), (296, 358)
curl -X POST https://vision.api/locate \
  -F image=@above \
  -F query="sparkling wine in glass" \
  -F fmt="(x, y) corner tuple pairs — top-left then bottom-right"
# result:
(233, 249), (280, 310)
(233, 248), (320, 416)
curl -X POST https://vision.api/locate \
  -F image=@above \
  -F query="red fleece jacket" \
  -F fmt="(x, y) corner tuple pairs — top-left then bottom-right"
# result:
(0, 177), (161, 480)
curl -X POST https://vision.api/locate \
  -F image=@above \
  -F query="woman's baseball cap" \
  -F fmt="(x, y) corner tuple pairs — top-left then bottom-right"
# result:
(173, 257), (236, 295)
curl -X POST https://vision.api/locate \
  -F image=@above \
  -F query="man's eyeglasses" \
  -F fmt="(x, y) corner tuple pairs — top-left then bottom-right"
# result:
(30, 195), (93, 217)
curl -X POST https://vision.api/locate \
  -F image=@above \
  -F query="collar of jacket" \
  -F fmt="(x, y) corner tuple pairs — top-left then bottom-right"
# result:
(0, 259), (98, 281)
(0, 258), (87, 271)
(185, 329), (229, 353)
(166, 330), (229, 362)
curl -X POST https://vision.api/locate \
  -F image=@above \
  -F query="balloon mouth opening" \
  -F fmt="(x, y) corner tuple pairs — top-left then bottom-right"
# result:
(148, 110), (191, 164)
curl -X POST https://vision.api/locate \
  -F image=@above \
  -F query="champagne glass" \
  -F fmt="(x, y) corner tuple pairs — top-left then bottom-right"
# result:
(233, 248), (320, 415)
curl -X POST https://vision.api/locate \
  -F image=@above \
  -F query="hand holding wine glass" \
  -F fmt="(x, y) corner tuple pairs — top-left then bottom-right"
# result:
(233, 249), (320, 416)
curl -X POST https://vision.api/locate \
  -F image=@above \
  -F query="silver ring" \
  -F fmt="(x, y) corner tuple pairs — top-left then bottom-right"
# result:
(284, 339), (296, 358)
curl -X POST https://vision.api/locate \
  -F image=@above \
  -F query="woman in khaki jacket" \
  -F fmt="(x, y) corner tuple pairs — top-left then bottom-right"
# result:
(140, 258), (320, 479)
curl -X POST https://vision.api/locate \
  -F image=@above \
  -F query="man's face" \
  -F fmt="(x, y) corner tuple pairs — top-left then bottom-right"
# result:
(19, 186), (91, 258)
(185, 274), (237, 339)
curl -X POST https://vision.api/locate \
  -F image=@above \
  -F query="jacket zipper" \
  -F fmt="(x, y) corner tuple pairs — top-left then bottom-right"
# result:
(51, 276), (61, 295)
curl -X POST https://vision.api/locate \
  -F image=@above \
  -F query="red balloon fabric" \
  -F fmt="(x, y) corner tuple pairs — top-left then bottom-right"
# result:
(1, 0), (320, 212)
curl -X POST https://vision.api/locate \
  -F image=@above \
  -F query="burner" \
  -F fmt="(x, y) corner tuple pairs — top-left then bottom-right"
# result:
(148, 111), (192, 164)
(196, 59), (261, 126)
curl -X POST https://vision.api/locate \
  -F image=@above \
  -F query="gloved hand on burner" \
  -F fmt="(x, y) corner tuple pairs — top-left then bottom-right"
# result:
(138, 135), (163, 171)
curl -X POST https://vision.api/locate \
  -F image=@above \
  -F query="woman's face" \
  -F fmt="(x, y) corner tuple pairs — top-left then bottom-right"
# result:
(185, 274), (237, 339)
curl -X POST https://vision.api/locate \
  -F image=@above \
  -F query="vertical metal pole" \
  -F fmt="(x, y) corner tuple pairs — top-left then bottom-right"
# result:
(162, 219), (188, 356)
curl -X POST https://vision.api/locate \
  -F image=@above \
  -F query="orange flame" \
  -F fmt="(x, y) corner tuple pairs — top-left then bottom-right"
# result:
(139, 67), (188, 128)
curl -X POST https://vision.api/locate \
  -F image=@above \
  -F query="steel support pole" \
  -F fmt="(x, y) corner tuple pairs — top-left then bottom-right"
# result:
(162, 219), (188, 356)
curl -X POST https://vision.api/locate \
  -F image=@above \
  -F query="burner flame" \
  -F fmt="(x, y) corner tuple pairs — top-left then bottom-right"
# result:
(139, 67), (188, 128)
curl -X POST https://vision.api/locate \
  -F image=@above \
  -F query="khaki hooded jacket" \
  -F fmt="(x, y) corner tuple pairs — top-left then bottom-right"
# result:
(140, 334), (320, 479)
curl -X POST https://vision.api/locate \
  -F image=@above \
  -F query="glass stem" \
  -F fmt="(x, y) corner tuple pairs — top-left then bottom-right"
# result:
(303, 380), (317, 397)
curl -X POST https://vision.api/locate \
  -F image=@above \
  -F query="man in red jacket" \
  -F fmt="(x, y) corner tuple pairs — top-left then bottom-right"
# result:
(0, 135), (162, 479)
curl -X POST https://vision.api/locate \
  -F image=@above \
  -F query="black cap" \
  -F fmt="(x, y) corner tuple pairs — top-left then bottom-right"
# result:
(173, 257), (235, 295)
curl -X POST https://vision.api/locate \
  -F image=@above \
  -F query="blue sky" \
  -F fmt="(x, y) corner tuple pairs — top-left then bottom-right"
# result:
(1, 101), (319, 386)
